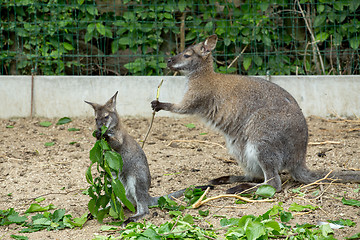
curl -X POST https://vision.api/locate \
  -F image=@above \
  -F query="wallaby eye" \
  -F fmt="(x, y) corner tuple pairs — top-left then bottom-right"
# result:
(184, 54), (191, 58)
(104, 115), (109, 120)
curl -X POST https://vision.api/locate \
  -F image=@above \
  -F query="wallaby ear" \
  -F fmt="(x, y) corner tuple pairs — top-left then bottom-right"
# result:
(200, 34), (218, 56)
(84, 100), (99, 110)
(105, 91), (118, 111)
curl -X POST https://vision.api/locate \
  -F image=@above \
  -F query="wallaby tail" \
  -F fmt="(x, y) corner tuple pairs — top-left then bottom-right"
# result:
(291, 165), (360, 184)
(149, 185), (214, 206)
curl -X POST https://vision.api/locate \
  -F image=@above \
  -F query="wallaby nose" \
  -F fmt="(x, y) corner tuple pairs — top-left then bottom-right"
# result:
(167, 57), (173, 67)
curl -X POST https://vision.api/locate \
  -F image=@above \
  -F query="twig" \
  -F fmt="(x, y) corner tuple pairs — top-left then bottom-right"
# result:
(31, 189), (81, 200)
(203, 203), (247, 209)
(179, 12), (186, 52)
(191, 185), (273, 209)
(308, 141), (341, 145)
(227, 44), (248, 69)
(168, 139), (226, 149)
(300, 170), (336, 189)
(192, 194), (273, 209)
(296, 0), (325, 74)
(142, 79), (164, 148)
(192, 187), (211, 208)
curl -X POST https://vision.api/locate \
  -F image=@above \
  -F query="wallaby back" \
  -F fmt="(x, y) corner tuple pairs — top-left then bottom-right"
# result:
(152, 34), (360, 193)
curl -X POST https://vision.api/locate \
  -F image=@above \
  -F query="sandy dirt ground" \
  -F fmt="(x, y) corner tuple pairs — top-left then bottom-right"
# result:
(0, 115), (360, 239)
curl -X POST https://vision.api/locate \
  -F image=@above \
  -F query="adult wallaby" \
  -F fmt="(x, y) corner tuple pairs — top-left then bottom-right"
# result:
(151, 34), (360, 193)
(85, 92), (211, 224)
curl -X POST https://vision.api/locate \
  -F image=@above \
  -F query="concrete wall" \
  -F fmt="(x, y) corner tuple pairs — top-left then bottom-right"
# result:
(0, 75), (359, 118)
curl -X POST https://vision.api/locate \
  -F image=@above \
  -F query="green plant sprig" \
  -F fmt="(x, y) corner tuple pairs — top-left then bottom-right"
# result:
(86, 126), (134, 223)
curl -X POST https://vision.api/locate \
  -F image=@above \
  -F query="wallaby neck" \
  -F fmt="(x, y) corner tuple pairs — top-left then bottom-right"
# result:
(186, 54), (216, 80)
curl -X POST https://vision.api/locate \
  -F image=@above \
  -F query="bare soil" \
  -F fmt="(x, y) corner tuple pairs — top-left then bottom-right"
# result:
(1, 116), (360, 239)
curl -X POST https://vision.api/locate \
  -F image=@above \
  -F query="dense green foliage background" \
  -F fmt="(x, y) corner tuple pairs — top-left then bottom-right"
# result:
(1, 0), (359, 75)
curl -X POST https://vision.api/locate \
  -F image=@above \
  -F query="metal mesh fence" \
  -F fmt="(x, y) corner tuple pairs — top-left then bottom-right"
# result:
(1, 0), (359, 76)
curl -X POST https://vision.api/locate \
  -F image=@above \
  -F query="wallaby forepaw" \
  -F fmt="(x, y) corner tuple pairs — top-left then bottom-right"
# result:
(151, 100), (162, 112)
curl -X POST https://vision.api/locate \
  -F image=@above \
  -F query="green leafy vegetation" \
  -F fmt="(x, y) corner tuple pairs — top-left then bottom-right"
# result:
(93, 202), (358, 239)
(86, 126), (135, 223)
(56, 117), (72, 125)
(0, 203), (87, 235)
(342, 197), (360, 207)
(1, 0), (359, 75)
(44, 142), (55, 147)
(184, 123), (196, 129)
(39, 121), (52, 127)
(68, 128), (80, 132)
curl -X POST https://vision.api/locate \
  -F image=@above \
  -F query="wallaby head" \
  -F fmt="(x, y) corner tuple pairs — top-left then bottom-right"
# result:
(85, 91), (119, 133)
(167, 34), (218, 76)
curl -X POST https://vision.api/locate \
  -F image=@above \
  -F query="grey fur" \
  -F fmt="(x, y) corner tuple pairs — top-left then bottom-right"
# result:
(151, 34), (360, 193)
(85, 92), (189, 224)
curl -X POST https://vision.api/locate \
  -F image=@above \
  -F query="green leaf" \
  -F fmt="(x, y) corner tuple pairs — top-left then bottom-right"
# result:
(349, 0), (360, 12)
(288, 203), (318, 212)
(33, 218), (52, 226)
(68, 212), (88, 227)
(112, 179), (135, 212)
(320, 223), (334, 237)
(184, 123), (195, 129)
(315, 32), (329, 42)
(90, 141), (102, 164)
(204, 22), (213, 33)
(105, 151), (123, 172)
(7, 213), (28, 224)
(96, 23), (106, 36)
(86, 163), (94, 184)
(280, 211), (293, 222)
(87, 23), (96, 34)
(100, 225), (118, 231)
(314, 14), (326, 27)
(86, 5), (98, 15)
(349, 37), (360, 50)
(243, 57), (252, 71)
(25, 203), (56, 213)
(182, 214), (194, 224)
(342, 197), (360, 207)
(44, 142), (55, 147)
(259, 2), (269, 11)
(328, 219), (356, 227)
(63, 42), (74, 51)
(52, 209), (66, 223)
(111, 40), (119, 54)
(68, 128), (80, 131)
(178, 0), (186, 12)
(35, 197), (45, 203)
(246, 220), (266, 239)
(6, 125), (14, 128)
(10, 235), (28, 240)
(255, 185), (276, 198)
(56, 117), (72, 125)
(199, 209), (209, 216)
(39, 121), (52, 127)
(346, 232), (360, 239)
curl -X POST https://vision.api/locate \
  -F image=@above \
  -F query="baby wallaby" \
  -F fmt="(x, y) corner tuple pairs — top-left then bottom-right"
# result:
(86, 92), (210, 225)
(152, 34), (360, 193)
